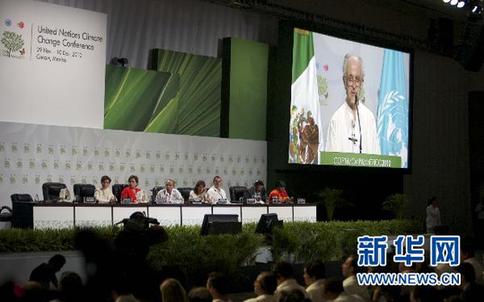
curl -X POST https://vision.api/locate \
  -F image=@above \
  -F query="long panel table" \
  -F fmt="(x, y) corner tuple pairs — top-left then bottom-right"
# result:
(27, 203), (317, 229)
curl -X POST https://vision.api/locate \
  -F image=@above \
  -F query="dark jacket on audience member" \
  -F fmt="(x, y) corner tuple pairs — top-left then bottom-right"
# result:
(29, 263), (59, 289)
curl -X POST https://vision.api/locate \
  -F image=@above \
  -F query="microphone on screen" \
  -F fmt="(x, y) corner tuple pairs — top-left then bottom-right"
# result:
(356, 94), (362, 154)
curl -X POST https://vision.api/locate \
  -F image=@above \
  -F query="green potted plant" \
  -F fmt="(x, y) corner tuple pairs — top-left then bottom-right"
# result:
(382, 193), (409, 219)
(318, 188), (351, 221)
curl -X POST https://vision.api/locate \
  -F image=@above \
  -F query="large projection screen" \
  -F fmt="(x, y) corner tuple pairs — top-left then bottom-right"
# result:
(289, 28), (410, 168)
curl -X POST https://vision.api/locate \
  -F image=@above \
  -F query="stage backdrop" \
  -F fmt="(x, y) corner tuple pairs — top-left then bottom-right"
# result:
(0, 0), (106, 129)
(147, 49), (222, 137)
(0, 121), (266, 206)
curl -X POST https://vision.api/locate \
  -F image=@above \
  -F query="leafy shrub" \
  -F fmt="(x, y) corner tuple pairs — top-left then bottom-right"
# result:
(271, 219), (420, 263)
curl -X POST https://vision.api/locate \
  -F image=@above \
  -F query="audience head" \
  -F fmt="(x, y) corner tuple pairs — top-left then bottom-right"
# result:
(188, 287), (211, 302)
(278, 289), (310, 302)
(457, 262), (476, 287)
(100, 175), (111, 189)
(194, 180), (206, 195)
(59, 272), (83, 302)
(304, 260), (325, 286)
(254, 271), (277, 296)
(273, 261), (295, 284)
(48, 254), (66, 272)
(341, 254), (365, 278)
(128, 175), (138, 188)
(111, 273), (133, 301)
(165, 179), (175, 193)
(275, 180), (286, 190)
(213, 176), (223, 189)
(460, 238), (476, 260)
(206, 272), (229, 299)
(160, 278), (188, 302)
(322, 278), (344, 301)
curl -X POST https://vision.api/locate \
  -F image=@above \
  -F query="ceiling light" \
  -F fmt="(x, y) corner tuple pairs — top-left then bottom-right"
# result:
(450, 0), (459, 5)
(457, 1), (466, 8)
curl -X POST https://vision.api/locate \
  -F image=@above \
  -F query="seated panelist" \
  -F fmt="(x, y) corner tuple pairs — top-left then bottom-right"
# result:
(248, 180), (267, 204)
(206, 176), (229, 204)
(120, 175), (147, 203)
(155, 179), (184, 204)
(268, 180), (292, 204)
(189, 180), (209, 203)
(94, 175), (116, 204)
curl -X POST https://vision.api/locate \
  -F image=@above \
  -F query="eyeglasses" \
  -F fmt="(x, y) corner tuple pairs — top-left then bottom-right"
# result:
(345, 76), (363, 86)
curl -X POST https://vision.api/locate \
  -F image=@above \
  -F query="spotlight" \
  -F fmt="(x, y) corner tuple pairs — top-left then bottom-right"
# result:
(457, 1), (466, 8)
(450, 0), (458, 5)
(471, 4), (483, 14)
(443, 0), (451, 3)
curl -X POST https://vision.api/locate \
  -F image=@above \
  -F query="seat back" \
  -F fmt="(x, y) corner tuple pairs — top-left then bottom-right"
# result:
(42, 182), (67, 201)
(73, 184), (96, 202)
(10, 194), (34, 203)
(112, 184), (128, 203)
(177, 187), (192, 202)
(229, 186), (249, 203)
(151, 186), (164, 203)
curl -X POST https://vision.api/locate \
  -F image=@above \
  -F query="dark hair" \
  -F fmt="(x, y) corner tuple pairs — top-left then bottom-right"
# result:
(254, 180), (264, 187)
(128, 175), (138, 184)
(427, 196), (437, 206)
(274, 261), (294, 279)
(458, 263), (476, 283)
(100, 175), (111, 183)
(59, 272), (83, 301)
(305, 261), (326, 280)
(258, 272), (277, 295)
(188, 287), (211, 302)
(461, 238), (476, 258)
(213, 176), (222, 183)
(194, 180), (206, 194)
(48, 254), (66, 269)
(323, 278), (344, 295)
(348, 254), (366, 274)
(207, 272), (229, 295)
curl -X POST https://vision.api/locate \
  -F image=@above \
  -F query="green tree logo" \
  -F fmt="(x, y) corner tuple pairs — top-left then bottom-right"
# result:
(1, 31), (24, 57)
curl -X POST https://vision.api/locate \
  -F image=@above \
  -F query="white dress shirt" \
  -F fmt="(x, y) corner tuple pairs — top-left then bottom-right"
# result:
(343, 276), (370, 302)
(274, 279), (308, 301)
(334, 292), (365, 302)
(207, 186), (228, 204)
(94, 187), (116, 203)
(243, 294), (276, 302)
(307, 279), (326, 302)
(325, 102), (380, 155)
(155, 188), (184, 204)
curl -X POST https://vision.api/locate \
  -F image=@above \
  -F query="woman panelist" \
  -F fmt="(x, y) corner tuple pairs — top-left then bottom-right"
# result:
(120, 175), (147, 203)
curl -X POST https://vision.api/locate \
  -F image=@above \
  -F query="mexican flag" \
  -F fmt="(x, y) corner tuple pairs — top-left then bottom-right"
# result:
(290, 28), (323, 164)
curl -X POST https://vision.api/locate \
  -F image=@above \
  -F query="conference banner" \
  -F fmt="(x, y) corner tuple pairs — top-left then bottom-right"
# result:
(321, 152), (401, 168)
(0, 0), (106, 129)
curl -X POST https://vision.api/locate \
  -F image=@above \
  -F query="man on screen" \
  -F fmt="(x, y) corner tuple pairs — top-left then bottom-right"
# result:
(325, 54), (380, 155)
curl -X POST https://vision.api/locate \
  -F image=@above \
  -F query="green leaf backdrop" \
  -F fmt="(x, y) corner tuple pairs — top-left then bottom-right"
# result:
(104, 49), (221, 136)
